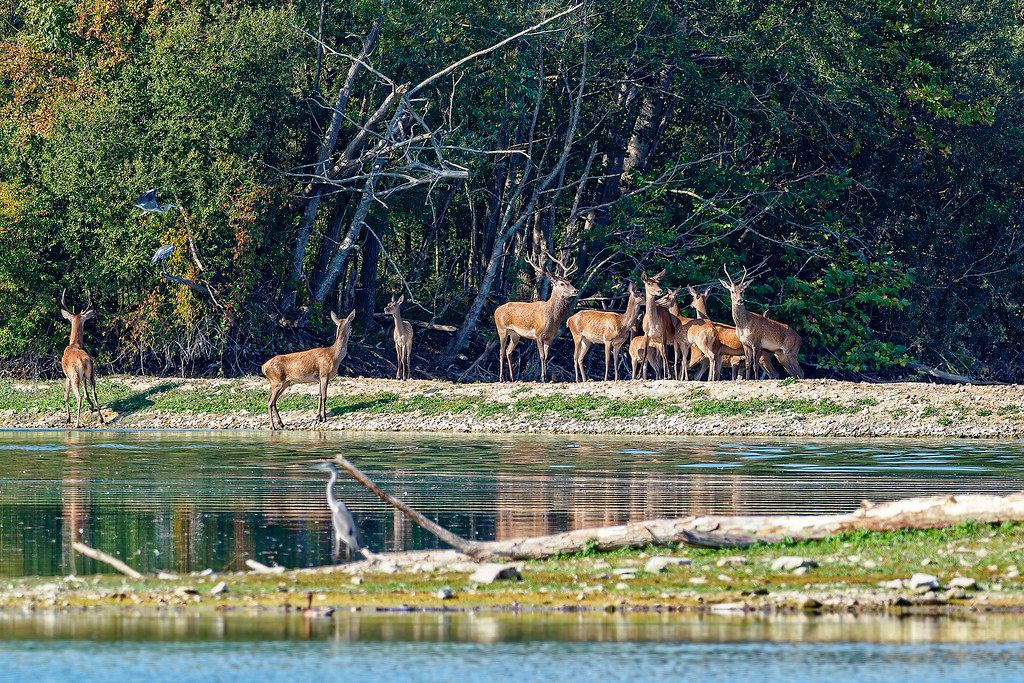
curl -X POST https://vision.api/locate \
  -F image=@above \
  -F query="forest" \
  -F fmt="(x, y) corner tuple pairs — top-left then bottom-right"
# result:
(1, 0), (1023, 382)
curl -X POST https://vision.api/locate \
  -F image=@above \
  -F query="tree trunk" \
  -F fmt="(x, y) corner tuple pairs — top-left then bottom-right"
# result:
(356, 222), (382, 333)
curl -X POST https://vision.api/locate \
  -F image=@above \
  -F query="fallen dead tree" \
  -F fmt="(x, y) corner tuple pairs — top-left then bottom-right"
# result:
(335, 455), (1024, 562)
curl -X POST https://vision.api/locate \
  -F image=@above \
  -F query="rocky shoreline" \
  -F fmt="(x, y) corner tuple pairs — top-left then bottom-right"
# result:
(1, 376), (1023, 438)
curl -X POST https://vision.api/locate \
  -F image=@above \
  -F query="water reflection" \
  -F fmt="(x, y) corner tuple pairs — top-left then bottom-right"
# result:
(5, 611), (1024, 644)
(0, 430), (1021, 576)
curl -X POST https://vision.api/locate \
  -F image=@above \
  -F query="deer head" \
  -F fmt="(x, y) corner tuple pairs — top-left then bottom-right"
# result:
(330, 310), (356, 348)
(655, 286), (682, 309)
(528, 246), (578, 299)
(59, 290), (95, 323)
(384, 294), (404, 316)
(686, 285), (713, 319)
(719, 266), (751, 305)
(640, 270), (666, 298)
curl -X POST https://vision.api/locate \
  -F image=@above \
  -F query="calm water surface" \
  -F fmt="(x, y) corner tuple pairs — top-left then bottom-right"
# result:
(1, 612), (1024, 682)
(0, 430), (1022, 575)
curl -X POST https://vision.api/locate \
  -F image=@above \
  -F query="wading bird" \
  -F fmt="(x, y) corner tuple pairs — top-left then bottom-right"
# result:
(312, 461), (369, 562)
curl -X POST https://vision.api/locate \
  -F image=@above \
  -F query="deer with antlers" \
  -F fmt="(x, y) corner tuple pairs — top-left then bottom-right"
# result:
(261, 310), (356, 429)
(566, 281), (642, 382)
(719, 267), (803, 379)
(685, 285), (779, 380)
(59, 291), (105, 428)
(638, 270), (674, 380)
(384, 294), (413, 380)
(494, 249), (578, 382)
(657, 286), (721, 381)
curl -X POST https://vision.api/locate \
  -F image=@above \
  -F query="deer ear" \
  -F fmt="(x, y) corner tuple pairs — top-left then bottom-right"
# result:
(718, 279), (731, 290)
(331, 311), (341, 324)
(703, 287), (713, 297)
(686, 285), (697, 297)
(80, 310), (96, 322)
(653, 269), (666, 281)
(345, 310), (356, 325)
(60, 309), (73, 321)
(396, 294), (404, 305)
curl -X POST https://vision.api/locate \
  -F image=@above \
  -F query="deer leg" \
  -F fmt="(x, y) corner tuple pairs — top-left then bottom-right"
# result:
(64, 378), (72, 424)
(641, 339), (650, 380)
(71, 377), (83, 429)
(497, 333), (507, 382)
(578, 338), (592, 382)
(88, 370), (105, 424)
(535, 337), (547, 382)
(319, 377), (329, 422)
(603, 343), (611, 382)
(505, 332), (520, 382)
(268, 384), (285, 430)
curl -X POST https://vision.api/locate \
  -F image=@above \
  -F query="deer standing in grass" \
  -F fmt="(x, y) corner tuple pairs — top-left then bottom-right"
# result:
(59, 291), (105, 428)
(494, 251), (578, 382)
(567, 281), (642, 382)
(657, 286), (720, 381)
(384, 294), (413, 380)
(719, 267), (803, 379)
(261, 310), (356, 429)
(686, 285), (778, 380)
(639, 270), (674, 380)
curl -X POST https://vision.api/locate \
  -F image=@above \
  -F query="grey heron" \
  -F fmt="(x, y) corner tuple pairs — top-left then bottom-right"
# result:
(134, 189), (176, 214)
(151, 244), (175, 264)
(312, 461), (366, 562)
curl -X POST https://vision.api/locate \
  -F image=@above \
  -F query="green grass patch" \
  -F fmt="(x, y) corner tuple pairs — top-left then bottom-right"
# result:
(690, 396), (877, 417)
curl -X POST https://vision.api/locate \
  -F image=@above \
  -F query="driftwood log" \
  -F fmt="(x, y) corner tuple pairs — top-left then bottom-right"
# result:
(335, 455), (1024, 562)
(73, 541), (143, 579)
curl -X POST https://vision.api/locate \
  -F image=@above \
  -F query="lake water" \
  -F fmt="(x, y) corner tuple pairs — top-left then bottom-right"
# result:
(1, 611), (1024, 682)
(0, 430), (1022, 575)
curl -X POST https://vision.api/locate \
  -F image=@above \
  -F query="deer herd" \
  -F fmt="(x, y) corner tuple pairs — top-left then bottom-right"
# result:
(54, 263), (802, 430)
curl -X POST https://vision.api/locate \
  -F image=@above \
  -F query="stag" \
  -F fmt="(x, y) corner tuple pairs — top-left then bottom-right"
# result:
(686, 285), (779, 380)
(494, 250), (578, 382)
(638, 271), (674, 380)
(59, 291), (105, 428)
(384, 294), (413, 380)
(261, 310), (356, 429)
(719, 267), (804, 379)
(566, 281), (642, 382)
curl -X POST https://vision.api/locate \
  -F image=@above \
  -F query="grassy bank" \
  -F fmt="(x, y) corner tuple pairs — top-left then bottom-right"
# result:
(1, 376), (1023, 437)
(7, 523), (1024, 615)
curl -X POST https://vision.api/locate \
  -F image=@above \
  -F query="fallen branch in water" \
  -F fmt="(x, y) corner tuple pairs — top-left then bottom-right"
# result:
(73, 542), (143, 579)
(334, 455), (1024, 562)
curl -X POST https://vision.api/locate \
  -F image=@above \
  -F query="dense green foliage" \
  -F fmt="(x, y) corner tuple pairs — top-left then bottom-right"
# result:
(1, 0), (1022, 379)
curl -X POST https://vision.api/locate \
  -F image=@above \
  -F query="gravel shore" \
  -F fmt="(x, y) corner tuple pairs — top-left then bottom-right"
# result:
(2, 376), (1023, 438)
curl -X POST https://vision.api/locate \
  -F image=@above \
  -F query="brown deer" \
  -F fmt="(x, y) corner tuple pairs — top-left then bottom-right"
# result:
(384, 294), (413, 380)
(566, 281), (642, 381)
(628, 334), (666, 380)
(494, 251), (578, 382)
(685, 285), (779, 380)
(657, 287), (720, 381)
(261, 310), (356, 429)
(719, 267), (803, 379)
(639, 270), (674, 380)
(59, 290), (105, 428)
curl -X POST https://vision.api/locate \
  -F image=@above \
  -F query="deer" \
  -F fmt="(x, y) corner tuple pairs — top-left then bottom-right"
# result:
(566, 281), (642, 382)
(638, 270), (675, 380)
(685, 285), (779, 380)
(384, 294), (413, 380)
(494, 250), (578, 382)
(656, 286), (721, 381)
(261, 310), (356, 430)
(719, 266), (804, 379)
(628, 334), (666, 380)
(59, 290), (105, 429)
